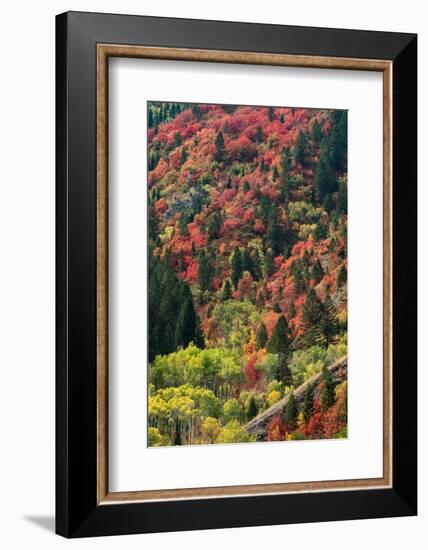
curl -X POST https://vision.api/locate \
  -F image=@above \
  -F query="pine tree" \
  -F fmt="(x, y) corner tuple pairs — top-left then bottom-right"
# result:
(285, 392), (298, 432)
(198, 250), (212, 291)
(231, 248), (243, 289)
(264, 248), (275, 277)
(288, 300), (296, 320)
(267, 316), (293, 385)
(295, 129), (307, 165)
(320, 296), (338, 345)
(280, 147), (292, 202)
(246, 395), (258, 420)
(337, 178), (348, 215)
(255, 322), (268, 351)
(267, 315), (290, 354)
(312, 259), (324, 283)
(273, 302), (282, 313)
(321, 366), (335, 412)
(243, 180), (250, 193)
(291, 261), (304, 294)
(303, 384), (314, 423)
(242, 248), (254, 275)
(255, 125), (264, 143)
(312, 118), (323, 144)
(337, 264), (347, 287)
(221, 279), (233, 301)
(315, 153), (337, 206)
(300, 288), (324, 346)
(214, 130), (225, 162)
(268, 107), (274, 121)
(266, 204), (284, 255)
(272, 164), (279, 181)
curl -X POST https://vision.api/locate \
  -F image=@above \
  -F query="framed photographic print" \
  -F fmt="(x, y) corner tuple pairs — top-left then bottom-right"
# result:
(56, 11), (417, 537)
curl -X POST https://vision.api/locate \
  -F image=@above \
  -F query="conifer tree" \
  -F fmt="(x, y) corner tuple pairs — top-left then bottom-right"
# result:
(231, 248), (243, 289)
(246, 395), (258, 420)
(267, 315), (293, 385)
(198, 250), (212, 291)
(295, 129), (307, 165)
(300, 288), (324, 346)
(255, 322), (268, 351)
(264, 248), (275, 277)
(303, 384), (314, 424)
(285, 392), (298, 432)
(255, 125), (264, 143)
(267, 315), (291, 355)
(221, 279), (233, 301)
(312, 259), (324, 283)
(321, 366), (335, 412)
(273, 302), (282, 313)
(320, 296), (338, 345)
(272, 164), (279, 182)
(312, 118), (323, 144)
(337, 178), (348, 215)
(242, 248), (254, 275)
(337, 264), (347, 287)
(214, 130), (225, 162)
(266, 204), (284, 255)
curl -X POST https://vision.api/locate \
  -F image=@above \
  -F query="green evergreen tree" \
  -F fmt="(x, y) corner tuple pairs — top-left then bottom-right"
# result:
(337, 178), (348, 215)
(337, 264), (347, 287)
(315, 153), (337, 206)
(231, 248), (243, 289)
(295, 129), (307, 165)
(242, 248), (254, 275)
(255, 125), (264, 143)
(320, 296), (338, 345)
(246, 395), (258, 420)
(312, 259), (324, 283)
(272, 164), (279, 181)
(221, 279), (233, 301)
(267, 315), (293, 385)
(198, 250), (212, 291)
(291, 261), (305, 294)
(303, 384), (314, 423)
(255, 322), (268, 351)
(285, 392), (298, 432)
(214, 130), (225, 162)
(288, 300), (296, 319)
(267, 315), (290, 354)
(280, 147), (292, 202)
(273, 302), (282, 313)
(264, 248), (275, 277)
(300, 288), (324, 346)
(312, 118), (323, 144)
(321, 366), (335, 412)
(268, 107), (274, 121)
(266, 204), (284, 255)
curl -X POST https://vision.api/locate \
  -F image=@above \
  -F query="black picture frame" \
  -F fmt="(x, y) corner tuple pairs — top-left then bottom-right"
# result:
(56, 11), (417, 538)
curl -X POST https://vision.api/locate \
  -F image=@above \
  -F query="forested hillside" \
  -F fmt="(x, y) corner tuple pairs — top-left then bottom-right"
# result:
(147, 102), (348, 446)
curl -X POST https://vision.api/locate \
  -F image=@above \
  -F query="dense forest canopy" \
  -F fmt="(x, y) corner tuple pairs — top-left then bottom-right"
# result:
(147, 102), (348, 446)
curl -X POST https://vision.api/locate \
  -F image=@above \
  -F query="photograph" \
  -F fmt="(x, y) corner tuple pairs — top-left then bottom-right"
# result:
(147, 101), (348, 447)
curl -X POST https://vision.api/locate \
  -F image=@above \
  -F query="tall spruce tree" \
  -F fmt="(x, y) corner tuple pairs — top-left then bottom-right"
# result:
(267, 315), (293, 385)
(321, 366), (335, 412)
(320, 296), (338, 345)
(246, 395), (258, 420)
(255, 322), (268, 351)
(231, 248), (243, 289)
(198, 250), (212, 291)
(221, 279), (233, 301)
(285, 392), (298, 432)
(303, 384), (314, 424)
(295, 129), (307, 165)
(214, 130), (225, 162)
(300, 288), (324, 346)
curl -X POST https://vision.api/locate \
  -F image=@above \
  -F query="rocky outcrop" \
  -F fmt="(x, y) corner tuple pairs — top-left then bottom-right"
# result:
(244, 356), (347, 440)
